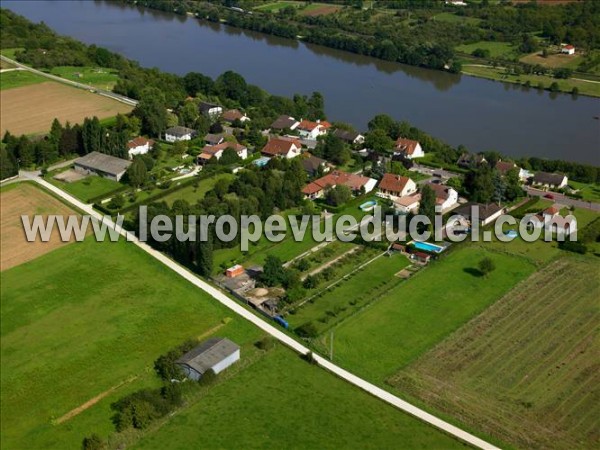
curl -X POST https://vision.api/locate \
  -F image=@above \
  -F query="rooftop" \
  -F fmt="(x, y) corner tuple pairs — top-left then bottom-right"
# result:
(74, 151), (131, 176)
(176, 338), (239, 375)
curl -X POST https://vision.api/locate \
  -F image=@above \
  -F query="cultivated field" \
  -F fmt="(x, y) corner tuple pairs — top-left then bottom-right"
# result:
(320, 246), (536, 382)
(0, 182), (79, 271)
(520, 51), (583, 70)
(389, 257), (600, 450)
(0, 81), (132, 135)
(134, 346), (463, 450)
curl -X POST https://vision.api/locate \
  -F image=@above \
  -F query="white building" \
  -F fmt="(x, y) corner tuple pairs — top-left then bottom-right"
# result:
(198, 142), (248, 164)
(126, 137), (154, 159)
(165, 126), (197, 143)
(175, 338), (240, 381)
(427, 183), (459, 212)
(261, 137), (303, 159)
(561, 44), (575, 55)
(297, 119), (331, 140)
(394, 138), (425, 159)
(199, 101), (223, 118)
(377, 174), (417, 201)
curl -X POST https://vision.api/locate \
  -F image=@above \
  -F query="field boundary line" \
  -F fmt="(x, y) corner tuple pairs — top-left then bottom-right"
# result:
(25, 174), (501, 450)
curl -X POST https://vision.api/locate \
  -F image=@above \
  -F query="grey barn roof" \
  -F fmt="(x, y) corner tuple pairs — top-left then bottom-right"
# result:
(532, 171), (565, 185)
(74, 151), (131, 176)
(166, 126), (196, 137)
(176, 338), (239, 375)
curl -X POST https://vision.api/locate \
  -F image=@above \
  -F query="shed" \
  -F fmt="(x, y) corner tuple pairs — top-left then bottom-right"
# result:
(226, 264), (245, 278)
(176, 338), (240, 380)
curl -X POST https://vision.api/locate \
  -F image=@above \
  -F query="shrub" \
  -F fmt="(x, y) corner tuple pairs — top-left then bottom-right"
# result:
(255, 336), (276, 351)
(199, 369), (217, 386)
(295, 322), (318, 338)
(81, 434), (104, 450)
(154, 339), (198, 381)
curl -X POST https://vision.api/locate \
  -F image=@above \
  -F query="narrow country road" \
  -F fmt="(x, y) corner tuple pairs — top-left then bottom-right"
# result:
(524, 186), (600, 212)
(0, 55), (138, 107)
(21, 173), (500, 450)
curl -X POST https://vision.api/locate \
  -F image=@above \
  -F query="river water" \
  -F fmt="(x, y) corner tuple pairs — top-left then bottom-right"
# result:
(5, 0), (599, 164)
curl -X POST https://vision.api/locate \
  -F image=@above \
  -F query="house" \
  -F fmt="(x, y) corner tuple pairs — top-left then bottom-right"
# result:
(175, 338), (240, 381)
(495, 160), (528, 181)
(126, 136), (154, 159)
(391, 243), (406, 253)
(300, 153), (330, 177)
(221, 109), (249, 123)
(226, 264), (245, 278)
(261, 137), (302, 159)
(204, 133), (225, 146)
(297, 119), (331, 140)
(394, 138), (424, 159)
(197, 142), (248, 164)
(74, 151), (132, 182)
(165, 126), (197, 143)
(454, 202), (504, 226)
(393, 193), (421, 214)
(531, 171), (568, 189)
(427, 183), (459, 212)
(411, 251), (431, 264)
(457, 153), (487, 168)
(377, 173), (417, 200)
(529, 205), (577, 236)
(445, 0), (467, 6)
(333, 129), (365, 145)
(270, 115), (299, 131)
(561, 44), (575, 55)
(199, 101), (223, 118)
(302, 170), (377, 200)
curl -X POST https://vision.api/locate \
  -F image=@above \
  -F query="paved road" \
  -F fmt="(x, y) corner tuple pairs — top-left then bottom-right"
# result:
(411, 163), (461, 180)
(524, 186), (600, 212)
(21, 173), (500, 450)
(0, 55), (138, 107)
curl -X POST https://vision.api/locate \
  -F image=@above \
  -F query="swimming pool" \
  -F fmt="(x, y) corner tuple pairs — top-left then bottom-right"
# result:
(359, 200), (377, 212)
(411, 241), (446, 253)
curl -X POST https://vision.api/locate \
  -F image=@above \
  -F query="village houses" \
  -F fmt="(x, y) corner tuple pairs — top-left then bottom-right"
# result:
(302, 170), (377, 200)
(261, 137), (303, 159)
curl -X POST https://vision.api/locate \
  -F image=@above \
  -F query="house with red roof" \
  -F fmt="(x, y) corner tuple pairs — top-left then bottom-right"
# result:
(302, 170), (377, 200)
(261, 137), (302, 159)
(297, 119), (331, 140)
(561, 44), (575, 55)
(221, 109), (250, 123)
(427, 183), (459, 212)
(127, 137), (154, 159)
(197, 142), (248, 164)
(394, 138), (424, 159)
(377, 173), (417, 200)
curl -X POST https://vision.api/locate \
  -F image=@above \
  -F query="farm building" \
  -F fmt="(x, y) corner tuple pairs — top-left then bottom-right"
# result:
(127, 136), (154, 159)
(531, 171), (568, 189)
(73, 151), (131, 181)
(176, 338), (240, 381)
(165, 126), (197, 143)
(226, 264), (245, 278)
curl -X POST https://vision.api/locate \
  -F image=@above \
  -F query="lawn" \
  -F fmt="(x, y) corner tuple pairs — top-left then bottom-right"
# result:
(48, 66), (120, 90)
(455, 41), (516, 58)
(569, 180), (600, 203)
(322, 245), (536, 382)
(161, 173), (234, 206)
(289, 252), (411, 334)
(0, 69), (47, 90)
(0, 237), (262, 449)
(461, 64), (600, 97)
(390, 256), (599, 450)
(253, 1), (297, 12)
(433, 12), (481, 25)
(134, 346), (463, 450)
(50, 174), (124, 203)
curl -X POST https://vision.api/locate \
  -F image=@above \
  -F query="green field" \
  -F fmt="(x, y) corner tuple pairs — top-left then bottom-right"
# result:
(321, 245), (536, 382)
(569, 181), (600, 203)
(50, 175), (124, 202)
(0, 69), (47, 90)
(48, 66), (120, 89)
(161, 173), (234, 206)
(455, 41), (516, 58)
(0, 237), (262, 449)
(253, 1), (297, 12)
(135, 346), (463, 450)
(390, 256), (599, 450)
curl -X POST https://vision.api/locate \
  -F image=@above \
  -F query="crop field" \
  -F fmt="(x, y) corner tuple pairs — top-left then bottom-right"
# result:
(520, 51), (583, 70)
(319, 246), (536, 382)
(389, 256), (600, 450)
(134, 346), (463, 450)
(0, 81), (132, 135)
(0, 182), (79, 271)
(0, 236), (262, 449)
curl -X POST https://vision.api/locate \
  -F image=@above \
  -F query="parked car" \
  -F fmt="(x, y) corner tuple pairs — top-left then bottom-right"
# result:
(544, 193), (555, 199)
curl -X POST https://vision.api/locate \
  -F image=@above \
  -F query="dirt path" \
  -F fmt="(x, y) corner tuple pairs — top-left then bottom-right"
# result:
(54, 376), (137, 424)
(301, 246), (360, 281)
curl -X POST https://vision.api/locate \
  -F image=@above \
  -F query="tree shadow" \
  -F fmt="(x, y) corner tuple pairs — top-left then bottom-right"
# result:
(463, 267), (484, 277)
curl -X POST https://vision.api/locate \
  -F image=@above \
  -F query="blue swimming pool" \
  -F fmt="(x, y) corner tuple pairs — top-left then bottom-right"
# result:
(411, 241), (445, 253)
(359, 200), (377, 212)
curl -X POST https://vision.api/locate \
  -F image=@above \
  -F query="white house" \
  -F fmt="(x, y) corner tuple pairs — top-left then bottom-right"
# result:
(394, 194), (421, 214)
(561, 44), (575, 55)
(270, 115), (300, 131)
(297, 119), (331, 140)
(165, 126), (197, 143)
(221, 109), (250, 123)
(333, 129), (365, 145)
(495, 160), (528, 181)
(175, 338), (240, 381)
(197, 142), (248, 164)
(454, 203), (504, 227)
(377, 173), (417, 201)
(427, 183), (459, 212)
(126, 137), (154, 159)
(394, 138), (425, 159)
(199, 101), (223, 118)
(261, 137), (302, 159)
(531, 172), (568, 190)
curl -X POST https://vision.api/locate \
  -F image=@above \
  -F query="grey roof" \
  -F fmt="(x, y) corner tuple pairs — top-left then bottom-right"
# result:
(74, 151), (131, 176)
(166, 126), (196, 137)
(271, 115), (298, 130)
(205, 133), (225, 145)
(454, 202), (503, 221)
(457, 153), (486, 167)
(176, 338), (239, 375)
(301, 154), (326, 174)
(532, 171), (566, 185)
(333, 129), (362, 142)
(199, 101), (222, 113)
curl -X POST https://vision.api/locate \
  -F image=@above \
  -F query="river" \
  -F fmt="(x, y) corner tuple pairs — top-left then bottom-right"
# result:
(4, 0), (599, 164)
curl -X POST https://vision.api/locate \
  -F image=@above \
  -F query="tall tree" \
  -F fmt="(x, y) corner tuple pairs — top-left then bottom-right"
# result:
(133, 88), (168, 137)
(127, 157), (148, 187)
(418, 184), (437, 226)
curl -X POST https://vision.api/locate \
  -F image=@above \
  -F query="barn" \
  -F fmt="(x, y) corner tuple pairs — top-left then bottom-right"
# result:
(176, 338), (240, 380)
